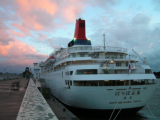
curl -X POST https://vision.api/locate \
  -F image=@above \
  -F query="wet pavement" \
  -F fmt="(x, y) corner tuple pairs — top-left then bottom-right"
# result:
(0, 78), (27, 120)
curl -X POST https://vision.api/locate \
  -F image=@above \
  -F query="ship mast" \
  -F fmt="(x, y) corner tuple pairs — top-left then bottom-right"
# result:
(103, 33), (106, 50)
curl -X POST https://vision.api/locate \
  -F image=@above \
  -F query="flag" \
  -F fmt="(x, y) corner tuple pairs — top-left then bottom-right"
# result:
(128, 55), (131, 74)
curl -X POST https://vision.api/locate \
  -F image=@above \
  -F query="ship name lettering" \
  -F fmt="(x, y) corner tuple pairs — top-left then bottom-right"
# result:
(133, 100), (141, 103)
(115, 91), (141, 96)
(109, 101), (132, 104)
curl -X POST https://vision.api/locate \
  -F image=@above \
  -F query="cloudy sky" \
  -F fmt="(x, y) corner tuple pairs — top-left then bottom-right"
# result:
(0, 0), (160, 73)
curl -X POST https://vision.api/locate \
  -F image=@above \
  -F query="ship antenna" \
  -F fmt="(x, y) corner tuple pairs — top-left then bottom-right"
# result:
(103, 33), (106, 50)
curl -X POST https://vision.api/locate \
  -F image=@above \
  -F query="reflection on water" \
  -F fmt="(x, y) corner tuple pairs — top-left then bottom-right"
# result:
(137, 80), (160, 120)
(74, 113), (147, 120)
(66, 80), (160, 120)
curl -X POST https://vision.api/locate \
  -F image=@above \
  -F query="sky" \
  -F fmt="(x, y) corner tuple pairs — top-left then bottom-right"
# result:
(0, 0), (160, 73)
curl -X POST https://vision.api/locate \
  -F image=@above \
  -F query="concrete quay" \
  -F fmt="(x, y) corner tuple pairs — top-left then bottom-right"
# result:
(0, 78), (27, 120)
(0, 78), (79, 120)
(16, 79), (58, 120)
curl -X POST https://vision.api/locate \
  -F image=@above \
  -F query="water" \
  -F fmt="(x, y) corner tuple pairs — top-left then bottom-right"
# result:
(66, 79), (160, 120)
(137, 80), (160, 120)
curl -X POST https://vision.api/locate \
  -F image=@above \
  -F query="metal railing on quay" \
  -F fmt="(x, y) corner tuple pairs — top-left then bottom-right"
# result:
(0, 74), (23, 80)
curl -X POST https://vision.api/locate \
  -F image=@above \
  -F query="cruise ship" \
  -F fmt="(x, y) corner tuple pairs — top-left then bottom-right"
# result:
(39, 18), (157, 116)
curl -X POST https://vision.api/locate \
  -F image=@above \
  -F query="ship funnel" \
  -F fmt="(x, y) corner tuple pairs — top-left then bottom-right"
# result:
(68, 18), (91, 47)
(74, 18), (87, 40)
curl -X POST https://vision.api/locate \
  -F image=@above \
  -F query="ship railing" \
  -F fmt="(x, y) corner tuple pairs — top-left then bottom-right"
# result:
(67, 46), (127, 53)
(55, 52), (137, 63)
(75, 72), (147, 75)
(59, 62), (136, 67)
(55, 55), (129, 64)
(126, 55), (137, 59)
(135, 63), (149, 66)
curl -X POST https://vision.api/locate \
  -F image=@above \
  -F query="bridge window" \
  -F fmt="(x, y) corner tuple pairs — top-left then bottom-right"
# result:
(112, 55), (117, 59)
(72, 54), (76, 57)
(116, 63), (121, 66)
(145, 69), (152, 74)
(80, 54), (85, 57)
(105, 55), (110, 59)
(88, 54), (92, 57)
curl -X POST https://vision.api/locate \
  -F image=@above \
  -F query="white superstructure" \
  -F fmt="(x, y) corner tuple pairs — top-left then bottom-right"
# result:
(39, 18), (157, 114)
(33, 63), (40, 79)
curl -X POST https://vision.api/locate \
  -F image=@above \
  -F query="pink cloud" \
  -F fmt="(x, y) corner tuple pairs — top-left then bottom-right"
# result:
(14, 0), (57, 31)
(34, 22), (42, 30)
(8, 30), (26, 37)
(0, 38), (47, 65)
(0, 42), (11, 55)
(12, 23), (31, 36)
(0, 39), (34, 56)
(38, 33), (48, 40)
(16, 0), (57, 15)
(12, 0), (86, 32)
(0, 21), (13, 45)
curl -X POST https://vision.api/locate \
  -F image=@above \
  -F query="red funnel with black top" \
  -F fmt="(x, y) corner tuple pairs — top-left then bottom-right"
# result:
(68, 18), (91, 47)
(74, 19), (87, 40)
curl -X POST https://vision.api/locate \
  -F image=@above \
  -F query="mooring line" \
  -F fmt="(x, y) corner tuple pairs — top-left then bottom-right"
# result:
(141, 92), (156, 120)
(109, 94), (121, 120)
(113, 102), (125, 120)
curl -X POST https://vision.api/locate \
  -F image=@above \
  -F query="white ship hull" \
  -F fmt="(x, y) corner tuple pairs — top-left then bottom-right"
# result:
(40, 69), (157, 111)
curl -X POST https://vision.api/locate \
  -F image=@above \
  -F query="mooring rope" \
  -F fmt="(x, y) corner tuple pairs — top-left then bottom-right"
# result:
(141, 92), (156, 120)
(109, 94), (121, 120)
(113, 102), (125, 120)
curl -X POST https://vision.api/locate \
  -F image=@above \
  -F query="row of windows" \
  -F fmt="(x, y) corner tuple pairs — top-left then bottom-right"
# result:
(106, 54), (123, 59)
(68, 54), (124, 58)
(116, 63), (128, 67)
(73, 79), (155, 86)
(68, 54), (90, 58)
